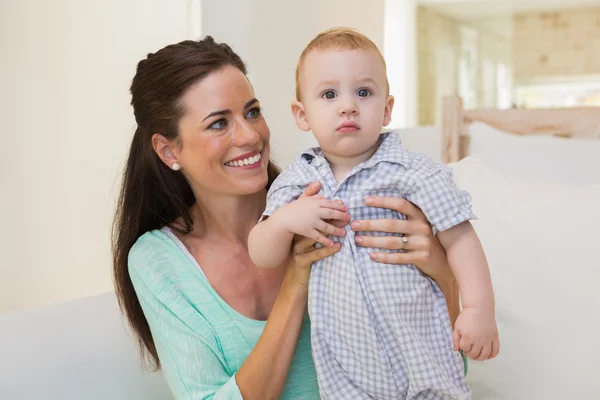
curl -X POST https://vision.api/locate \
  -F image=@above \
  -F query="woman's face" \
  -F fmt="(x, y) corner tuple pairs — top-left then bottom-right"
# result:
(170, 66), (271, 198)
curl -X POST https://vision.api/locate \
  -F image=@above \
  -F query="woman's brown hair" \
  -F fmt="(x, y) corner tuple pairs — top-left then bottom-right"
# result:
(112, 37), (279, 369)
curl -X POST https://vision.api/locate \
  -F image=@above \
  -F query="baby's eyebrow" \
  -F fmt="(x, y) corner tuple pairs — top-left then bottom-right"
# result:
(315, 80), (340, 89)
(356, 77), (378, 86)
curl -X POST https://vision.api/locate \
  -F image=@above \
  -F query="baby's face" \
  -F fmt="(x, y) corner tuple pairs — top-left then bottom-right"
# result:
(294, 49), (393, 159)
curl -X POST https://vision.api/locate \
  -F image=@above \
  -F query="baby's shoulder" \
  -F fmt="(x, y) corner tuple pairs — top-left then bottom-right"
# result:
(269, 155), (315, 192)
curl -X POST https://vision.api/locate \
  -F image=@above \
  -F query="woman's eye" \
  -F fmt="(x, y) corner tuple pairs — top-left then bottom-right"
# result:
(210, 119), (227, 130)
(322, 91), (337, 100)
(246, 107), (262, 119)
(357, 88), (371, 97)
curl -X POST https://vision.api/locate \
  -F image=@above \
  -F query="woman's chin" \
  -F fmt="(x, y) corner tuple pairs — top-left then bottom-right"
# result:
(227, 175), (269, 196)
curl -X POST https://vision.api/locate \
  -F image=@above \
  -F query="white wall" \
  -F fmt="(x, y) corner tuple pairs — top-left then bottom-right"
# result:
(0, 0), (195, 313)
(203, 0), (385, 167)
(1, 0), (395, 314)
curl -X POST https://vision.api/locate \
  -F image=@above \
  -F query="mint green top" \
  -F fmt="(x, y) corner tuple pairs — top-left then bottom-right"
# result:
(128, 228), (319, 400)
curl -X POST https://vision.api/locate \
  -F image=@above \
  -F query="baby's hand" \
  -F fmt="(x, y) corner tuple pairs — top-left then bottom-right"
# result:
(453, 307), (500, 361)
(272, 195), (350, 248)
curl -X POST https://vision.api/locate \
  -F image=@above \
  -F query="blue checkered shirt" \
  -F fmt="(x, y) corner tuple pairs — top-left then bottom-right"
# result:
(263, 132), (472, 399)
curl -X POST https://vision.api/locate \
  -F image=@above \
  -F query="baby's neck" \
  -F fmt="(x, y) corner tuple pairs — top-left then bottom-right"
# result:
(323, 143), (379, 183)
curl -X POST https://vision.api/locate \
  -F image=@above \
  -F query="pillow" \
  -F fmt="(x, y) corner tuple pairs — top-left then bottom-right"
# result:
(468, 121), (600, 185)
(450, 157), (600, 399)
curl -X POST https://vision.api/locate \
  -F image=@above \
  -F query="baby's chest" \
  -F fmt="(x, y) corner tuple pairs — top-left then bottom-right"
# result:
(321, 172), (410, 221)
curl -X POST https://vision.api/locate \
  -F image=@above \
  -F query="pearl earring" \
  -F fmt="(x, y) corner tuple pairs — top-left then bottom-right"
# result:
(172, 163), (181, 171)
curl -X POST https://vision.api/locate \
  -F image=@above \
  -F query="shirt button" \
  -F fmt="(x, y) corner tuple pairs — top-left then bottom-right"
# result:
(320, 169), (327, 177)
(314, 158), (323, 166)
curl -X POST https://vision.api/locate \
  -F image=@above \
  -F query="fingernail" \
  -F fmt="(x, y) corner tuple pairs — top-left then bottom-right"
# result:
(351, 221), (360, 229)
(365, 197), (374, 205)
(371, 253), (379, 260)
(355, 236), (363, 244)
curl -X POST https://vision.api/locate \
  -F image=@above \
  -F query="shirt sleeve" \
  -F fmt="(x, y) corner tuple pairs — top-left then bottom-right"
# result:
(405, 161), (474, 234)
(261, 165), (307, 220)
(128, 244), (244, 400)
(262, 185), (304, 220)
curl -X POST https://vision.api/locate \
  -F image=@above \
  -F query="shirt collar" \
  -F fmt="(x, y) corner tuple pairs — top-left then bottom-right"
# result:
(301, 131), (411, 168)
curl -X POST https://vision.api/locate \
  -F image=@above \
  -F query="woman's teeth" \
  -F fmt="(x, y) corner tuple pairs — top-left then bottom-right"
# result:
(225, 153), (262, 167)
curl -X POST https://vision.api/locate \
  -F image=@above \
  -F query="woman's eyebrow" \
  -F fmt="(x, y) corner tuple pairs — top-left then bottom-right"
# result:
(202, 109), (231, 122)
(202, 98), (258, 122)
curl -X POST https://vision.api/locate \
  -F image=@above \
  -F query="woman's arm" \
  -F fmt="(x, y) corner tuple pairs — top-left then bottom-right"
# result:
(237, 237), (340, 399)
(249, 182), (348, 269)
(350, 196), (460, 327)
(131, 235), (338, 400)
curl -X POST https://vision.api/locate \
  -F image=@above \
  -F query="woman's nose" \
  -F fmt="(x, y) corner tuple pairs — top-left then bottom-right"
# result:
(232, 120), (260, 146)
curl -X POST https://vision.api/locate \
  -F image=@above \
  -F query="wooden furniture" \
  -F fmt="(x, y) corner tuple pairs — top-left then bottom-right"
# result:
(441, 96), (600, 163)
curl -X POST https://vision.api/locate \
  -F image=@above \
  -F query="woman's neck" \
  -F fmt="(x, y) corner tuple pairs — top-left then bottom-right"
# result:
(191, 189), (267, 247)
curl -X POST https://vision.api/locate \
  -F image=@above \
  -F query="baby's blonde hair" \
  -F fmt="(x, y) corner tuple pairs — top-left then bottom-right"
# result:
(295, 27), (388, 101)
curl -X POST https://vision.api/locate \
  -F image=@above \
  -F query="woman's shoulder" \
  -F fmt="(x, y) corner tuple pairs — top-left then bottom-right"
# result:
(129, 229), (175, 268)
(127, 228), (192, 287)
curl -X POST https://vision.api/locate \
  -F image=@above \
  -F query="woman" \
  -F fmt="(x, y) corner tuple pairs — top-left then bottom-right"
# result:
(113, 37), (460, 400)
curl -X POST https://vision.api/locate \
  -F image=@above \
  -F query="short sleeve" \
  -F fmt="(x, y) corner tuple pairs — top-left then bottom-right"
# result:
(261, 163), (309, 220)
(128, 238), (244, 400)
(405, 162), (474, 234)
(262, 185), (303, 219)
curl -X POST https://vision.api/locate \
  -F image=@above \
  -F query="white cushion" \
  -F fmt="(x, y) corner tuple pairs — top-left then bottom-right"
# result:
(450, 156), (600, 399)
(0, 293), (173, 400)
(468, 121), (600, 185)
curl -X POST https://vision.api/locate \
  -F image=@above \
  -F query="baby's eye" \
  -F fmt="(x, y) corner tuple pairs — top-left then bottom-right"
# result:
(357, 88), (371, 97)
(322, 91), (337, 100)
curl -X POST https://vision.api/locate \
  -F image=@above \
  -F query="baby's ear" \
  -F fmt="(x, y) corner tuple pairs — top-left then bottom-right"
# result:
(291, 101), (311, 131)
(383, 95), (395, 127)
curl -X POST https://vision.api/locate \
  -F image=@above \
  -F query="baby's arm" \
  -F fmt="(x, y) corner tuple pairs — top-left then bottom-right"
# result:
(404, 156), (499, 360)
(437, 221), (494, 310)
(438, 221), (499, 360)
(248, 210), (296, 269)
(249, 195), (349, 269)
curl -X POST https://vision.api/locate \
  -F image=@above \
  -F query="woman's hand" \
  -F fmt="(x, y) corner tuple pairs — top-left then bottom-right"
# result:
(285, 182), (342, 289)
(350, 196), (460, 326)
(350, 196), (450, 281)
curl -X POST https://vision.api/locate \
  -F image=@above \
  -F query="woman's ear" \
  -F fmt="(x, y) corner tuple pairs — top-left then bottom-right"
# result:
(291, 101), (311, 131)
(383, 95), (395, 127)
(151, 133), (180, 170)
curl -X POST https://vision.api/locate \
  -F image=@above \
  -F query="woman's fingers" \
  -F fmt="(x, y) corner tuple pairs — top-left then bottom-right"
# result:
(364, 196), (427, 220)
(368, 251), (430, 265)
(354, 234), (427, 251)
(295, 242), (340, 265)
(350, 218), (429, 236)
(307, 230), (335, 248)
(293, 235), (317, 254)
(351, 218), (404, 234)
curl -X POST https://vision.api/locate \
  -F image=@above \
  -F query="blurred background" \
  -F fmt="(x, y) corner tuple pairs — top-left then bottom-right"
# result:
(1, 0), (599, 314)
